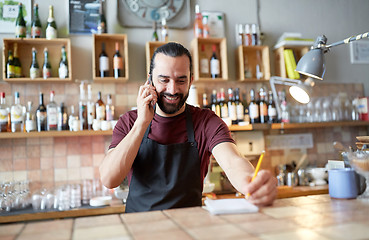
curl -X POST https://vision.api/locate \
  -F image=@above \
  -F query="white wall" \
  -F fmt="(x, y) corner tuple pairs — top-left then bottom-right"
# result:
(1, 0), (368, 94)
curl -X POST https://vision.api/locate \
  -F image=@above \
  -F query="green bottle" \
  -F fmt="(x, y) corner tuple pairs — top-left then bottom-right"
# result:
(43, 48), (52, 79)
(13, 43), (22, 78)
(6, 50), (15, 79)
(30, 47), (40, 79)
(15, 3), (26, 38)
(97, 0), (106, 34)
(59, 46), (69, 79)
(31, 4), (42, 38)
(46, 5), (57, 39)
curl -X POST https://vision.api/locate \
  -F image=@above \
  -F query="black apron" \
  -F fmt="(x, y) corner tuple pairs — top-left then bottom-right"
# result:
(125, 105), (202, 213)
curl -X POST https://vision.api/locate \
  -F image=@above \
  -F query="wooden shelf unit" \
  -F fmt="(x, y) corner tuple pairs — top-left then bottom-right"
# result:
(2, 38), (72, 82)
(191, 37), (228, 82)
(236, 45), (271, 81)
(274, 45), (310, 78)
(145, 41), (167, 75)
(0, 130), (113, 139)
(93, 34), (129, 83)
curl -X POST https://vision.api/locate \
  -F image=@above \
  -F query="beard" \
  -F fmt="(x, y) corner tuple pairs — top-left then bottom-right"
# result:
(157, 91), (189, 114)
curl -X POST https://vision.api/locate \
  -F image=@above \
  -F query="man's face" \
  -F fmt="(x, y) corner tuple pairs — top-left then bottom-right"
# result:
(152, 53), (192, 116)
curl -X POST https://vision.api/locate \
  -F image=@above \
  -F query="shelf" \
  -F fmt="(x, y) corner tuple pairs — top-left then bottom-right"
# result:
(145, 41), (167, 75)
(2, 38), (73, 82)
(236, 45), (271, 81)
(93, 34), (129, 82)
(274, 45), (309, 78)
(0, 130), (113, 139)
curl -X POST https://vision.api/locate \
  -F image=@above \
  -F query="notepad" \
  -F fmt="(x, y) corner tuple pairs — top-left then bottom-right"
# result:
(204, 198), (259, 215)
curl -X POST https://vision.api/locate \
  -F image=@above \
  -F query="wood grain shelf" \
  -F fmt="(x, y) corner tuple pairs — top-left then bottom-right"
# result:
(0, 130), (113, 139)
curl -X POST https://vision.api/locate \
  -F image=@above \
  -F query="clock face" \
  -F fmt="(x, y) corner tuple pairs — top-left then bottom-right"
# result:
(123, 0), (185, 22)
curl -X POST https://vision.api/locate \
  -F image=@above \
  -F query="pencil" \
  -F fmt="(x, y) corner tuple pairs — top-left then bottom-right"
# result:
(246, 151), (265, 199)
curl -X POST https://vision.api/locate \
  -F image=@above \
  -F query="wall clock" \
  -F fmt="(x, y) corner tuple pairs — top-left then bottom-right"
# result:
(117, 0), (191, 28)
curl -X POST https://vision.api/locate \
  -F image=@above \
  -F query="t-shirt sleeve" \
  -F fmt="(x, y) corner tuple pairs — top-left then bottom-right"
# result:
(202, 110), (235, 152)
(109, 111), (136, 149)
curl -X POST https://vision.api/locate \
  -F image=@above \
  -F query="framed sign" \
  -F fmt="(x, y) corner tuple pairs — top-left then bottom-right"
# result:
(0, 0), (31, 33)
(350, 40), (369, 64)
(69, 0), (101, 34)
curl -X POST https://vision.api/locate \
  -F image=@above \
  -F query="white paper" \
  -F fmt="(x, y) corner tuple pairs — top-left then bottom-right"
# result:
(204, 198), (259, 215)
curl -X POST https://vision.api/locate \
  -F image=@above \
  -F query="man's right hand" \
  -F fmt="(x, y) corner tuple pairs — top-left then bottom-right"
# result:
(136, 79), (158, 126)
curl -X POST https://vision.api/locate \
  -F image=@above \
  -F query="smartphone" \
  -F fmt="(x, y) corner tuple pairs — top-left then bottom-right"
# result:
(148, 74), (153, 86)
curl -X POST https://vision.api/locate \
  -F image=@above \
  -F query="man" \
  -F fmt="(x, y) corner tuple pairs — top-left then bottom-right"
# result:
(100, 42), (277, 213)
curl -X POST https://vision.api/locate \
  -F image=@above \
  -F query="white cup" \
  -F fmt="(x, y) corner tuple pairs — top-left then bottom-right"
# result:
(93, 119), (101, 131)
(100, 120), (111, 131)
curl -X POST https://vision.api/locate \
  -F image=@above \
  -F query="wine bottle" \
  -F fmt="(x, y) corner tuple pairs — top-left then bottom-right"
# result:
(99, 43), (109, 77)
(58, 102), (68, 131)
(30, 47), (40, 79)
(11, 92), (24, 132)
(97, 0), (107, 34)
(105, 94), (115, 121)
(113, 42), (123, 78)
(227, 88), (237, 125)
(259, 87), (268, 124)
(161, 17), (168, 42)
(6, 50), (15, 79)
(47, 91), (58, 131)
(210, 90), (220, 117)
(251, 24), (258, 46)
(202, 15), (210, 38)
(219, 88), (228, 119)
(43, 48), (52, 79)
(25, 101), (36, 132)
(199, 44), (209, 78)
(36, 92), (47, 132)
(15, 3), (26, 38)
(0, 92), (10, 132)
(59, 46), (69, 79)
(13, 43), (22, 78)
(46, 5), (57, 40)
(151, 21), (159, 41)
(249, 89), (259, 124)
(79, 82), (88, 130)
(31, 4), (42, 38)
(95, 91), (106, 120)
(193, 4), (203, 38)
(234, 88), (245, 124)
(267, 90), (277, 123)
(202, 93), (210, 109)
(87, 84), (95, 130)
(210, 44), (220, 79)
(244, 24), (252, 46)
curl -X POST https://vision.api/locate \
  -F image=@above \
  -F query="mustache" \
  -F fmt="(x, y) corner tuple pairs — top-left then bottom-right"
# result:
(159, 92), (183, 98)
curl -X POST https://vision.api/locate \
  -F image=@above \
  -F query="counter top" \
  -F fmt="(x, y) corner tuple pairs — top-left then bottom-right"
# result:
(1, 194), (369, 239)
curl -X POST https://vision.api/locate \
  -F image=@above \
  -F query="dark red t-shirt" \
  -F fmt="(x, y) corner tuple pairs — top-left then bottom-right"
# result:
(109, 105), (235, 182)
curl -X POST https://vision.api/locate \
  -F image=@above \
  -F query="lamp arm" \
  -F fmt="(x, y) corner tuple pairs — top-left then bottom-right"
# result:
(270, 77), (281, 121)
(325, 32), (369, 49)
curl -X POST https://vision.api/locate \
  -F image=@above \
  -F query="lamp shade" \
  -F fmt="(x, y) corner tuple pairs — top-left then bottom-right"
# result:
(296, 48), (325, 80)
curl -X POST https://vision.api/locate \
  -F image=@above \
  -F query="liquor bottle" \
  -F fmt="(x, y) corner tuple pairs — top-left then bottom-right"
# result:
(79, 82), (88, 130)
(249, 89), (259, 123)
(36, 92), (47, 132)
(46, 5), (57, 40)
(280, 90), (290, 123)
(106, 94), (115, 121)
(0, 92), (10, 132)
(210, 45), (220, 79)
(30, 47), (40, 79)
(113, 42), (123, 78)
(95, 91), (106, 120)
(68, 105), (77, 131)
(193, 4), (203, 38)
(211, 90), (220, 117)
(202, 93), (210, 109)
(160, 17), (168, 42)
(219, 88), (229, 119)
(258, 87), (268, 123)
(99, 43), (109, 77)
(25, 101), (36, 132)
(13, 43), (22, 78)
(58, 102), (68, 131)
(251, 24), (258, 46)
(97, 0), (107, 34)
(244, 24), (252, 46)
(43, 48), (52, 79)
(6, 50), (15, 78)
(151, 21), (159, 41)
(31, 4), (42, 38)
(227, 88), (237, 125)
(234, 88), (244, 124)
(11, 92), (24, 132)
(59, 46), (69, 79)
(242, 92), (250, 124)
(236, 24), (244, 46)
(267, 90), (277, 123)
(47, 91), (58, 131)
(202, 15), (210, 38)
(199, 44), (209, 78)
(87, 84), (95, 130)
(15, 3), (26, 38)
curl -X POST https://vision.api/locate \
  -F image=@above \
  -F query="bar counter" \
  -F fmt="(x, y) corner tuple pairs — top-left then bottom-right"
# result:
(1, 194), (369, 240)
